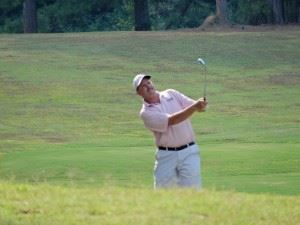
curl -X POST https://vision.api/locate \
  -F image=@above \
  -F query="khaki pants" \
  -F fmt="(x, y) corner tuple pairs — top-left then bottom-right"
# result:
(154, 144), (201, 189)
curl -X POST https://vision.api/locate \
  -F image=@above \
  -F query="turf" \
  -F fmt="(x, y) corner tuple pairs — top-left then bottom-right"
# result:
(1, 182), (299, 225)
(0, 29), (300, 197)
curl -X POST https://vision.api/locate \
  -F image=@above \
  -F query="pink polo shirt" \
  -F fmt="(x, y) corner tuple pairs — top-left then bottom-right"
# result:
(140, 89), (196, 148)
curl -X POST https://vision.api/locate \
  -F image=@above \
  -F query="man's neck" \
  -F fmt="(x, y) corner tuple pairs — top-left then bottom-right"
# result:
(144, 91), (160, 104)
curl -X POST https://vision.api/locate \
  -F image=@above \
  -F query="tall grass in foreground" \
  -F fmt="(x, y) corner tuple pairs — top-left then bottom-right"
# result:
(1, 181), (299, 225)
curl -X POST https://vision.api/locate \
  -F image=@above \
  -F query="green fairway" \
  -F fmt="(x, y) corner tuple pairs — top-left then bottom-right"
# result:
(0, 29), (300, 196)
(1, 143), (299, 195)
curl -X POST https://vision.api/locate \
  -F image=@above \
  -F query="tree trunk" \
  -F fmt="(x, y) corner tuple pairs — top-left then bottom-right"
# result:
(216, 0), (229, 25)
(134, 0), (151, 31)
(283, 0), (300, 24)
(23, 0), (37, 33)
(271, 0), (284, 24)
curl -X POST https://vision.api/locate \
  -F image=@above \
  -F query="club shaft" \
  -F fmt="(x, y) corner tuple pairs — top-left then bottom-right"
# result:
(203, 66), (207, 100)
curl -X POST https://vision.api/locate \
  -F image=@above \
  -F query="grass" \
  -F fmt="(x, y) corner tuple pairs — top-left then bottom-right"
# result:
(1, 181), (299, 225)
(1, 143), (299, 195)
(0, 28), (300, 224)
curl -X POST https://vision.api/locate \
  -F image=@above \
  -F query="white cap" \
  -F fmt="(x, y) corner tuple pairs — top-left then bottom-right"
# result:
(132, 74), (151, 92)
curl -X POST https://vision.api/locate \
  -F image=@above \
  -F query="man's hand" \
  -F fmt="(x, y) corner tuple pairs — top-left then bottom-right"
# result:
(194, 98), (207, 112)
(168, 97), (208, 126)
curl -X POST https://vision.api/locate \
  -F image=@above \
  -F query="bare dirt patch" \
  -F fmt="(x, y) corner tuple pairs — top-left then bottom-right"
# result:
(178, 24), (300, 33)
(268, 73), (300, 86)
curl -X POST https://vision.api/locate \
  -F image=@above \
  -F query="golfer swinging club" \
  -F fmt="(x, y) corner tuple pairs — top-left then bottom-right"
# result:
(133, 74), (207, 189)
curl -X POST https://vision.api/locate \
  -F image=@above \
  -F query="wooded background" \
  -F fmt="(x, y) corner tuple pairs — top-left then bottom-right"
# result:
(0, 0), (299, 33)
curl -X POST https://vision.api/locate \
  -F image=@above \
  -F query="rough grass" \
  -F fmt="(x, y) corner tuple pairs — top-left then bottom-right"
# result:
(1, 181), (299, 225)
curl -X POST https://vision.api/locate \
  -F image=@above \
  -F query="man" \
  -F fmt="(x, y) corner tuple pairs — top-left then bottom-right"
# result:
(133, 73), (207, 189)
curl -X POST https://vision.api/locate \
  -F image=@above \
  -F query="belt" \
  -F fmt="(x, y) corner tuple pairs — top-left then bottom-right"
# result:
(158, 142), (195, 151)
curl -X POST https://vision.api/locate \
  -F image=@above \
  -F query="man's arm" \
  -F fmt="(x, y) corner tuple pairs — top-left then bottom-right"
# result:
(168, 98), (207, 126)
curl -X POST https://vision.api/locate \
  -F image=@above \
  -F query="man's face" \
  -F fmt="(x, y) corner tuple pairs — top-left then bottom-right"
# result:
(137, 78), (156, 98)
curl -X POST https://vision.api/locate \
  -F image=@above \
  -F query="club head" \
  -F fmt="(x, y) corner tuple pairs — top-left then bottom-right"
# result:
(197, 58), (206, 65)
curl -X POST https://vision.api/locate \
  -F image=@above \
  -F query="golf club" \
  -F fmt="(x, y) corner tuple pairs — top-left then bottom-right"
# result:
(197, 57), (207, 101)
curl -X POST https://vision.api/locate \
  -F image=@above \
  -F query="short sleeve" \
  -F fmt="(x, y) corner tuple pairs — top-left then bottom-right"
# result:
(168, 89), (195, 108)
(140, 110), (169, 133)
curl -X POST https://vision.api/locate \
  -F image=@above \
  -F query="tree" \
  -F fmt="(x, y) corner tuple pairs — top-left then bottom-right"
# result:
(165, 0), (193, 29)
(272, 0), (284, 24)
(267, 0), (284, 24)
(134, 0), (150, 31)
(299, 7), (300, 23)
(282, 0), (300, 24)
(23, 0), (37, 32)
(216, 0), (229, 24)
(200, 0), (228, 28)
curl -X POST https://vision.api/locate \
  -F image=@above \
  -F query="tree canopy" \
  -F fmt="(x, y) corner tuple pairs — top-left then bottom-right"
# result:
(0, 0), (299, 33)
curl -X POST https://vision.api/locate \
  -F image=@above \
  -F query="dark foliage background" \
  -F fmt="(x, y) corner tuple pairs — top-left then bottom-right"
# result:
(0, 0), (299, 33)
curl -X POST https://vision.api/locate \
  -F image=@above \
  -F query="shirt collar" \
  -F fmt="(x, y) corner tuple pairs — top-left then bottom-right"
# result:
(143, 90), (172, 107)
(143, 91), (162, 107)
